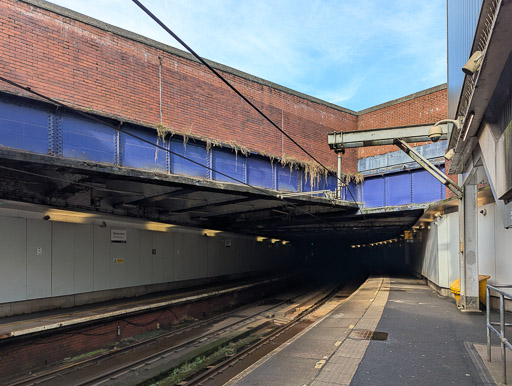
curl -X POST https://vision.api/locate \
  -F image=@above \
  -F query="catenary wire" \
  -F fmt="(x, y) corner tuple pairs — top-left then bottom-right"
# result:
(131, 0), (361, 208)
(0, 76), (331, 224)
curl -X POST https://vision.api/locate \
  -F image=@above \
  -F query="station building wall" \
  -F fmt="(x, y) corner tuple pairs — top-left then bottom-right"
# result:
(0, 208), (292, 316)
(412, 201), (512, 301)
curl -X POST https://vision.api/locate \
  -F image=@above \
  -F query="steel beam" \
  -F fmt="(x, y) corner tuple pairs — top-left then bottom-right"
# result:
(394, 139), (463, 198)
(328, 123), (448, 150)
(459, 176), (480, 312)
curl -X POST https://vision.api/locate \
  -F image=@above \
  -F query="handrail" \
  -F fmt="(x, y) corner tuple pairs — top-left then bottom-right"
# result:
(487, 284), (512, 384)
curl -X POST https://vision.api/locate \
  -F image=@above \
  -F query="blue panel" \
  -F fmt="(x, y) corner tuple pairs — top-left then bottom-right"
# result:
(170, 138), (208, 178)
(302, 172), (327, 192)
(0, 100), (48, 154)
(212, 148), (245, 183)
(62, 115), (115, 163)
(412, 169), (444, 203)
(386, 172), (412, 206)
(247, 156), (273, 189)
(276, 165), (299, 192)
(326, 175), (337, 192)
(362, 178), (385, 208)
(346, 182), (361, 202)
(120, 126), (167, 172)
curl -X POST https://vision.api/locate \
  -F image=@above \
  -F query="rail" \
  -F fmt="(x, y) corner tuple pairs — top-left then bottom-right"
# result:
(487, 284), (512, 384)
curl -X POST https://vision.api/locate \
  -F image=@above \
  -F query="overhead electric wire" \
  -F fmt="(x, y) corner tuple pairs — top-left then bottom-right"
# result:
(0, 76), (330, 224)
(131, 0), (362, 209)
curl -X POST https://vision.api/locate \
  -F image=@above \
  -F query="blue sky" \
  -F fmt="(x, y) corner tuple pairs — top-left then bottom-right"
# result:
(49, 0), (447, 111)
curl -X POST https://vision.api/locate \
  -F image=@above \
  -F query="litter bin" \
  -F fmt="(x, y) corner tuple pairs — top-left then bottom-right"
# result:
(450, 278), (461, 306)
(450, 275), (491, 308)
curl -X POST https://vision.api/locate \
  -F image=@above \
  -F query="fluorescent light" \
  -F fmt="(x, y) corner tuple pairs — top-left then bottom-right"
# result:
(203, 229), (221, 237)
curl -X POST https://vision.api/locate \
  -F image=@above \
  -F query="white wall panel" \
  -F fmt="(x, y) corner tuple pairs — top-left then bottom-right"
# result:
(151, 233), (165, 284)
(206, 237), (223, 277)
(138, 230), (152, 285)
(478, 203), (496, 281)
(495, 211), (512, 283)
(74, 224), (94, 294)
(110, 235), (127, 289)
(52, 222), (75, 296)
(93, 225), (111, 291)
(125, 228), (140, 286)
(173, 232), (184, 281)
(159, 233), (174, 282)
(0, 217), (26, 302)
(26, 219), (51, 299)
(182, 233), (207, 280)
(421, 226), (439, 286)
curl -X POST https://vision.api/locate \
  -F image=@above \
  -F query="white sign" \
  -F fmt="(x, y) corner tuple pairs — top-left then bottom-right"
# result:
(111, 229), (127, 243)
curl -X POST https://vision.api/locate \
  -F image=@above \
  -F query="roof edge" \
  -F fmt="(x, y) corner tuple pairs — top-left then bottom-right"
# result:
(357, 84), (448, 115)
(20, 0), (357, 116)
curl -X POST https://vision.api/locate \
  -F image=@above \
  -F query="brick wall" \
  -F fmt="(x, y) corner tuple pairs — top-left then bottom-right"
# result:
(357, 86), (448, 158)
(0, 1), (448, 175)
(0, 0), (358, 172)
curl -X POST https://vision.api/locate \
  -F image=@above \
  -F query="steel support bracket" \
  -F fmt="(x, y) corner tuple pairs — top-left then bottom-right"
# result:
(393, 138), (463, 198)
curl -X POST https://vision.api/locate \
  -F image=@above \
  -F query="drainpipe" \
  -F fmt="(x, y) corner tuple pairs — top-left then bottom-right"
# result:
(337, 153), (342, 199)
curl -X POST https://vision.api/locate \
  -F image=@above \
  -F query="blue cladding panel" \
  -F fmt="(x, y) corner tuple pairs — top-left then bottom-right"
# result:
(212, 148), (245, 183)
(362, 178), (385, 208)
(247, 157), (273, 189)
(345, 182), (360, 202)
(0, 100), (48, 154)
(412, 169), (444, 203)
(326, 175), (337, 192)
(276, 165), (299, 192)
(170, 139), (208, 178)
(62, 115), (115, 163)
(302, 173), (327, 192)
(386, 173), (411, 206)
(120, 126), (167, 171)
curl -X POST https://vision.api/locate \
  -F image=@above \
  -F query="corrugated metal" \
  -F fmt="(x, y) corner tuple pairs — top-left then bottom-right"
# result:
(447, 0), (483, 118)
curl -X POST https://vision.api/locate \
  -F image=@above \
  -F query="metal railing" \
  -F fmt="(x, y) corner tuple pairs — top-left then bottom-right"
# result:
(487, 284), (512, 384)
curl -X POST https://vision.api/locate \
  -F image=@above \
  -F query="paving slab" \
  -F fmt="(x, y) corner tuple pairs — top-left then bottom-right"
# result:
(228, 276), (496, 386)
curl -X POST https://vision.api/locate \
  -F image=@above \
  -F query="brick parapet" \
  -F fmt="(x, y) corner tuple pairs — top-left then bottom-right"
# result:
(0, 0), (447, 174)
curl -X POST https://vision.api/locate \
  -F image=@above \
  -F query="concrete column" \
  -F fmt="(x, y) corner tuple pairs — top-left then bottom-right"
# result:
(458, 175), (480, 311)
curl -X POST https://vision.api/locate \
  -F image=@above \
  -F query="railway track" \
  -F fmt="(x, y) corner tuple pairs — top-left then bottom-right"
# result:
(185, 284), (347, 386)
(9, 283), (342, 386)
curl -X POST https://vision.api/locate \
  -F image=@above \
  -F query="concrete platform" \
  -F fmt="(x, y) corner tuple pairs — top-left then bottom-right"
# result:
(0, 277), (279, 340)
(228, 276), (498, 385)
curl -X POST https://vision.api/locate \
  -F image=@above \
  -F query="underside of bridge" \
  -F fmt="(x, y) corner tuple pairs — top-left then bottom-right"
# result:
(0, 146), (423, 245)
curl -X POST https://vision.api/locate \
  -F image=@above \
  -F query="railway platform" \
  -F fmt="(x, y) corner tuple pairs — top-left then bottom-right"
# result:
(228, 276), (498, 385)
(0, 274), (295, 383)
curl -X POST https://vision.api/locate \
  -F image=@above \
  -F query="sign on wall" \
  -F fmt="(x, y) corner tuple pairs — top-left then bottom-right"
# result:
(111, 229), (127, 243)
